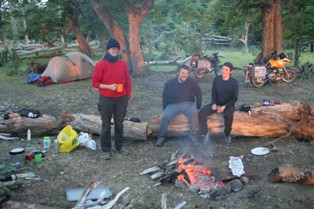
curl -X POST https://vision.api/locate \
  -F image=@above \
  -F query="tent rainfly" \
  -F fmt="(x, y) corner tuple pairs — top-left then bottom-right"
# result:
(41, 52), (95, 83)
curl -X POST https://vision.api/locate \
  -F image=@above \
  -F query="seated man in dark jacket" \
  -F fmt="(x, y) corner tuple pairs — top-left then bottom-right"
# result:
(199, 62), (239, 145)
(156, 64), (202, 146)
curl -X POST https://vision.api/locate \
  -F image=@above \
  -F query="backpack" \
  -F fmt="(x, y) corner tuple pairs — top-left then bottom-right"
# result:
(19, 109), (42, 118)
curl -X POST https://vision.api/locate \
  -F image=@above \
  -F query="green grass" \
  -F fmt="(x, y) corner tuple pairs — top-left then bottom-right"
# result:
(148, 65), (177, 72)
(298, 51), (314, 65)
(217, 51), (256, 68)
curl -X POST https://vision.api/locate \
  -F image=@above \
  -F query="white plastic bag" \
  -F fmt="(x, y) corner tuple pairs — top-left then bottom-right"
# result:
(78, 132), (96, 150)
(228, 155), (245, 177)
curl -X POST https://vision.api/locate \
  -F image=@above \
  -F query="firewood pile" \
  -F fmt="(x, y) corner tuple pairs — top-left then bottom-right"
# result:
(140, 151), (245, 200)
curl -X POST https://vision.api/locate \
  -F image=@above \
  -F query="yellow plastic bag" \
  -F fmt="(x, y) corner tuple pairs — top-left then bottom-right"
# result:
(57, 125), (79, 153)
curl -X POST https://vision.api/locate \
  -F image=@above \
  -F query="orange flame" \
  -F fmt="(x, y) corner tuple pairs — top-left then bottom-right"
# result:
(175, 156), (213, 188)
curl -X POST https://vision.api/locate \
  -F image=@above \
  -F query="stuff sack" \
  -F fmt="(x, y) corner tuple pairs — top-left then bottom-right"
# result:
(57, 125), (79, 153)
(240, 104), (251, 112)
(33, 76), (54, 86)
(27, 73), (41, 84)
(19, 109), (42, 118)
(78, 132), (96, 150)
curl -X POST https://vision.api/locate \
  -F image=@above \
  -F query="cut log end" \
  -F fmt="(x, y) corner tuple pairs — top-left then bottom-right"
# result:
(268, 167), (314, 185)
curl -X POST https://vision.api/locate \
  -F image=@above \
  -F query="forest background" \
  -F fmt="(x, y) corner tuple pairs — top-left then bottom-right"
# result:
(0, 0), (313, 76)
(0, 1), (314, 208)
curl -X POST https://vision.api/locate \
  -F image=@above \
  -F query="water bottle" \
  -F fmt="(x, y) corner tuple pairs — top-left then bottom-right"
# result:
(54, 139), (59, 154)
(27, 129), (31, 141)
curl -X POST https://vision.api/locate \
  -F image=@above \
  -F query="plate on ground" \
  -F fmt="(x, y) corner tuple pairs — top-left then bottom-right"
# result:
(251, 147), (270, 156)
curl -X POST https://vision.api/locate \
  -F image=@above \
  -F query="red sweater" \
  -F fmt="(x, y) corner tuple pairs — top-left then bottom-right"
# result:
(92, 59), (132, 98)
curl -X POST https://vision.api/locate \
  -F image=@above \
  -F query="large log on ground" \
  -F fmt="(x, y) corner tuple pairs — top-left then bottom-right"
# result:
(61, 112), (149, 140)
(148, 101), (314, 140)
(0, 113), (59, 135)
(268, 167), (314, 185)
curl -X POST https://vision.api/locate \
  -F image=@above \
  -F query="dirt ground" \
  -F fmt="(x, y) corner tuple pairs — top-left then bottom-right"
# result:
(0, 69), (314, 209)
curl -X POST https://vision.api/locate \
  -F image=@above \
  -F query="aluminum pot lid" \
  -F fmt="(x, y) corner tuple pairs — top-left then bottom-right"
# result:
(251, 147), (270, 156)
(10, 147), (25, 154)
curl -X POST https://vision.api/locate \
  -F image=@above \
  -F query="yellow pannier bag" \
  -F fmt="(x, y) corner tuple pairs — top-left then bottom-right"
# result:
(57, 125), (79, 153)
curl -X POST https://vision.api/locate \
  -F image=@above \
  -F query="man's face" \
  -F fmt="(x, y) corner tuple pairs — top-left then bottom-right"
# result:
(221, 66), (232, 78)
(177, 68), (189, 83)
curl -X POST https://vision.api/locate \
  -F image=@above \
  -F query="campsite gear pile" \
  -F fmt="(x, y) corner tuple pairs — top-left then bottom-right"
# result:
(57, 125), (96, 153)
(26, 52), (95, 85)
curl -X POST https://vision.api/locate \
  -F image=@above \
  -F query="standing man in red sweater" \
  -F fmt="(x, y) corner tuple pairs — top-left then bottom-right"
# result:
(92, 38), (132, 160)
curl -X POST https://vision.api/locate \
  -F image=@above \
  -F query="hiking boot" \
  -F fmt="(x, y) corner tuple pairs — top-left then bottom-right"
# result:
(190, 135), (199, 146)
(225, 135), (232, 145)
(155, 137), (165, 147)
(117, 147), (129, 155)
(204, 132), (212, 145)
(102, 152), (111, 160)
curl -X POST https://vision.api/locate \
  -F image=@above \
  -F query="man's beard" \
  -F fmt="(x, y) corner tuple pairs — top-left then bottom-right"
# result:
(178, 76), (187, 83)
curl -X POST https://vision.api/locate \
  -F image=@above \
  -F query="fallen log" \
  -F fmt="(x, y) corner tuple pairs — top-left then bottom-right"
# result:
(268, 167), (314, 185)
(0, 113), (60, 135)
(148, 101), (314, 140)
(61, 112), (150, 140)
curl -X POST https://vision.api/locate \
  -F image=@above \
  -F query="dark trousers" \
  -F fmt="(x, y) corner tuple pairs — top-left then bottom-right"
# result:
(98, 95), (128, 152)
(199, 103), (235, 136)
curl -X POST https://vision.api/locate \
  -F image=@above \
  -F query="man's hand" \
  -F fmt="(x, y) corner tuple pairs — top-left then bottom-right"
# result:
(217, 105), (226, 113)
(211, 104), (217, 111)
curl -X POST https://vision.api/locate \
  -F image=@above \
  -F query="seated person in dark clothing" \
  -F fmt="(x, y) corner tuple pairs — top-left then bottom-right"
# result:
(156, 64), (202, 146)
(199, 62), (239, 145)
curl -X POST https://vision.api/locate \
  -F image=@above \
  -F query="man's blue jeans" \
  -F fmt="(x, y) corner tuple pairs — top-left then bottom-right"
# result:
(159, 102), (198, 138)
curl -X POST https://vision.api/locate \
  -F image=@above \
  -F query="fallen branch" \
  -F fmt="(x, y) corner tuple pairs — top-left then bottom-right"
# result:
(61, 113), (149, 140)
(101, 187), (130, 209)
(74, 181), (101, 207)
(148, 101), (314, 140)
(0, 113), (60, 135)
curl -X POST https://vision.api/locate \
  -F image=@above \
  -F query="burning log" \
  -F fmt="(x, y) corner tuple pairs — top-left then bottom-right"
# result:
(61, 112), (149, 140)
(148, 101), (314, 140)
(0, 113), (59, 135)
(268, 167), (314, 185)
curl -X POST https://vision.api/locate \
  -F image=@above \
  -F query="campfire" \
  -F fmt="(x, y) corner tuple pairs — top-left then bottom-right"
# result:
(140, 152), (237, 199)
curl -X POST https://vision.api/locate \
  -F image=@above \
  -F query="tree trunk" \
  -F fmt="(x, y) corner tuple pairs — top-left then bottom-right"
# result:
(21, 5), (29, 47)
(273, 0), (282, 52)
(0, 114), (59, 135)
(61, 113), (149, 140)
(9, 6), (18, 48)
(127, 0), (154, 75)
(293, 38), (300, 67)
(238, 21), (250, 52)
(261, 0), (282, 63)
(0, 31), (8, 47)
(68, 0), (95, 58)
(91, 1), (132, 73)
(148, 101), (314, 140)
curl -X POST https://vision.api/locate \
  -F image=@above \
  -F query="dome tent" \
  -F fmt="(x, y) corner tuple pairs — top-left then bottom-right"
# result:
(41, 52), (95, 83)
